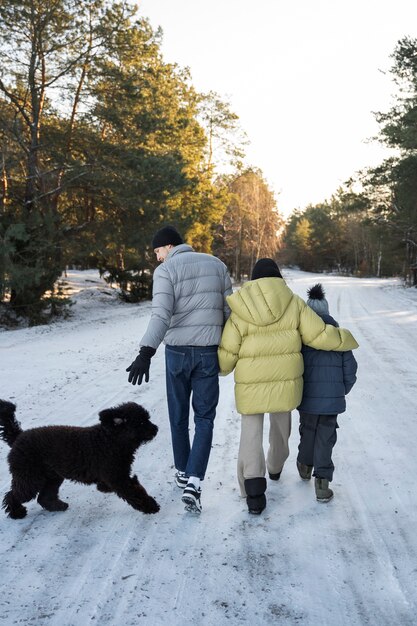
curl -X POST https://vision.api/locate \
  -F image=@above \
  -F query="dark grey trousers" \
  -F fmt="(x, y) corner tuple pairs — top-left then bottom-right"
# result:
(297, 412), (338, 481)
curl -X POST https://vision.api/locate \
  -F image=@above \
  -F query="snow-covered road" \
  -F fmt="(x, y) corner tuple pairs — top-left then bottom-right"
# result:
(0, 269), (416, 625)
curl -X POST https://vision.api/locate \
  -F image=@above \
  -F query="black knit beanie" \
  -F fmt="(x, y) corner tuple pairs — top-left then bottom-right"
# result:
(152, 226), (183, 249)
(251, 258), (282, 280)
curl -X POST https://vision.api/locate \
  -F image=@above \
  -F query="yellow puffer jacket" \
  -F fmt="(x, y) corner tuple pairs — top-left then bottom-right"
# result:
(218, 277), (359, 415)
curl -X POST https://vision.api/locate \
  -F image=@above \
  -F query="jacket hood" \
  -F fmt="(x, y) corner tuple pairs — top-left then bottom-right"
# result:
(316, 312), (339, 328)
(227, 277), (293, 326)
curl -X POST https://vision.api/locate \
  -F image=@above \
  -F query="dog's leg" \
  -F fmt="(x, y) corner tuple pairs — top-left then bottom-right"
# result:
(37, 475), (68, 512)
(2, 491), (27, 519)
(2, 474), (41, 519)
(109, 475), (160, 514)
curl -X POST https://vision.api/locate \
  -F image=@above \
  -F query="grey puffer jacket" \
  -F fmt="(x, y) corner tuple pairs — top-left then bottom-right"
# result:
(140, 244), (232, 349)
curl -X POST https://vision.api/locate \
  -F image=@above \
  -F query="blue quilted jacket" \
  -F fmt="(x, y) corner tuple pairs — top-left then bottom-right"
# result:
(297, 312), (358, 415)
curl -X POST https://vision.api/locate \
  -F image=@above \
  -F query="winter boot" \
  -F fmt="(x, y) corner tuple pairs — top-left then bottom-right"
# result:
(315, 477), (334, 503)
(297, 460), (313, 481)
(268, 471), (281, 481)
(244, 477), (267, 515)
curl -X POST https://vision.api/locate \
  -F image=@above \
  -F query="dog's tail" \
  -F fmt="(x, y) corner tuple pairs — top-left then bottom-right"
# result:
(0, 400), (23, 447)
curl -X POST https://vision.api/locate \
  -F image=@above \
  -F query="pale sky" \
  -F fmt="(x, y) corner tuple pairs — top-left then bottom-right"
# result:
(137, 0), (417, 216)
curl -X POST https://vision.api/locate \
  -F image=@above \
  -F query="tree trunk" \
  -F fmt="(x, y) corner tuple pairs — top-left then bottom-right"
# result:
(1, 153), (6, 213)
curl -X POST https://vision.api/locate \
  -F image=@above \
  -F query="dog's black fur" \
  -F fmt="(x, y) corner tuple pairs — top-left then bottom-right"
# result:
(0, 399), (159, 519)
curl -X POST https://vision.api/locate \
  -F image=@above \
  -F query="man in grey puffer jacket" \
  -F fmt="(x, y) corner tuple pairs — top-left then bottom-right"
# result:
(127, 226), (232, 513)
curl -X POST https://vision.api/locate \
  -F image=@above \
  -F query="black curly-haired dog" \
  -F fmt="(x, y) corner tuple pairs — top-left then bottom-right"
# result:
(0, 399), (159, 519)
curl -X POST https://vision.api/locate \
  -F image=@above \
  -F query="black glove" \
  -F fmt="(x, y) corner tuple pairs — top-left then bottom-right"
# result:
(126, 346), (156, 385)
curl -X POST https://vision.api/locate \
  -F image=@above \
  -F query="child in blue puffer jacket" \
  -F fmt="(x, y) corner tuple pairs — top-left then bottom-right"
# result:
(297, 284), (357, 503)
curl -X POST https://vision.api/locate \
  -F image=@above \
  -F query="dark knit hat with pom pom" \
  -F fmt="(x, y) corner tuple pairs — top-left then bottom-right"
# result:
(306, 283), (329, 315)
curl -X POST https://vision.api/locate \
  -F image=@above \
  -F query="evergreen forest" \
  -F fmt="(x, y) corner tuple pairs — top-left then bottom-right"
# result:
(1, 1), (417, 325)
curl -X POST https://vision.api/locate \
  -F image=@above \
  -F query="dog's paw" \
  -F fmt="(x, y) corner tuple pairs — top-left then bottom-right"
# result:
(7, 506), (27, 520)
(3, 493), (27, 519)
(37, 497), (69, 512)
(142, 497), (160, 514)
(53, 500), (69, 512)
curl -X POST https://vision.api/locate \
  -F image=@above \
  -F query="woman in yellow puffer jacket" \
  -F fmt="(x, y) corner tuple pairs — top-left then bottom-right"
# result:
(218, 259), (359, 515)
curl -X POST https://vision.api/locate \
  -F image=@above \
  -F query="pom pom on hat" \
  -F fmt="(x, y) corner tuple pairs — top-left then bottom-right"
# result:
(306, 283), (329, 315)
(251, 258), (282, 280)
(152, 226), (183, 249)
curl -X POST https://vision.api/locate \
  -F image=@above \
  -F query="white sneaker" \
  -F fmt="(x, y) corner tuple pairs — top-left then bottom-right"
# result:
(175, 471), (188, 488)
(181, 483), (202, 513)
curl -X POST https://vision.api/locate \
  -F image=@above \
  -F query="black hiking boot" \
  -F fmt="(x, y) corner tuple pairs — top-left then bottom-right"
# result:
(244, 477), (267, 515)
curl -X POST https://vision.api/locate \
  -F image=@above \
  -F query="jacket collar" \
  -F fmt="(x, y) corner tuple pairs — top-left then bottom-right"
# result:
(166, 243), (194, 260)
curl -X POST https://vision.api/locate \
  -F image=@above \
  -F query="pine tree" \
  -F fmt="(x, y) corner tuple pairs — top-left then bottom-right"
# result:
(213, 169), (283, 280)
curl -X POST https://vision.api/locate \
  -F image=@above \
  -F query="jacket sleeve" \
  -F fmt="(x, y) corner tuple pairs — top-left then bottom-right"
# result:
(139, 265), (174, 349)
(342, 351), (358, 394)
(298, 298), (359, 351)
(218, 316), (242, 375)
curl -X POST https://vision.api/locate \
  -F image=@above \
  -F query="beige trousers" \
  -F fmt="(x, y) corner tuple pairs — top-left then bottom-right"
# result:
(237, 412), (292, 497)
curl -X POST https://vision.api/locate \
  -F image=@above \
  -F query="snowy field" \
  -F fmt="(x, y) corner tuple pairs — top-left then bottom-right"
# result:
(0, 268), (416, 626)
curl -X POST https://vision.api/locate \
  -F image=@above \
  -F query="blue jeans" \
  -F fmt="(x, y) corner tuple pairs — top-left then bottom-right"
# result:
(165, 345), (220, 480)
